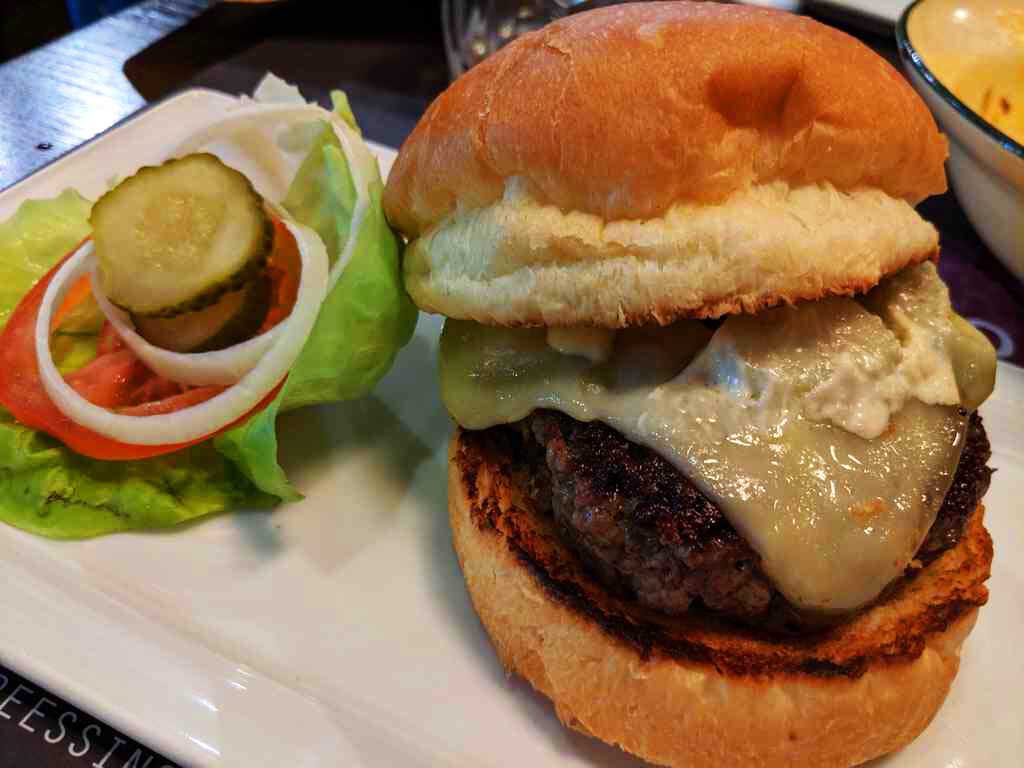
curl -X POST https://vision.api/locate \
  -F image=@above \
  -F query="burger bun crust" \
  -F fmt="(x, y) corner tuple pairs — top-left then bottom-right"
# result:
(383, 2), (948, 328)
(448, 427), (992, 768)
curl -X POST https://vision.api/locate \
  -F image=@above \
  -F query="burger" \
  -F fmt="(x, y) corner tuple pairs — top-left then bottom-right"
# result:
(383, 3), (998, 766)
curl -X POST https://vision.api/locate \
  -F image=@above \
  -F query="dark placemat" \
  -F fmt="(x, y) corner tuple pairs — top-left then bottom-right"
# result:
(186, 38), (437, 149)
(0, 666), (179, 768)
(921, 195), (1024, 366)
(0, 0), (212, 193)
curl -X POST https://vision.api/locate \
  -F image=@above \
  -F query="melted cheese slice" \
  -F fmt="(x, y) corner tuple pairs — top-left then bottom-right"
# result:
(440, 263), (996, 615)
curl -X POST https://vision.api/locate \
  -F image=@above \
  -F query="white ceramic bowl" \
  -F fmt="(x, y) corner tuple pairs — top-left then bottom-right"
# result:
(897, 0), (1024, 280)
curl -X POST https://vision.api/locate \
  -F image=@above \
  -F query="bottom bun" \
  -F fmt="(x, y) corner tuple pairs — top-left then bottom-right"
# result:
(448, 427), (993, 768)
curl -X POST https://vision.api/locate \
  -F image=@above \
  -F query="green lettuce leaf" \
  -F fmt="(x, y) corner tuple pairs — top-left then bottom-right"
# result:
(330, 91), (361, 135)
(0, 190), (103, 373)
(281, 130), (357, 269)
(52, 293), (105, 374)
(0, 193), (275, 537)
(0, 190), (92, 328)
(0, 410), (274, 538)
(215, 100), (417, 499)
(0, 89), (415, 534)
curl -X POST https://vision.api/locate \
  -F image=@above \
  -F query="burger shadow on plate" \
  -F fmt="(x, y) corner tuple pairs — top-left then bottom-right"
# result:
(418, 434), (656, 767)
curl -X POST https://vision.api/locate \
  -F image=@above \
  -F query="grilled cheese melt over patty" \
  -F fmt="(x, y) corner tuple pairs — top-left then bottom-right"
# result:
(508, 409), (991, 630)
(439, 262), (997, 619)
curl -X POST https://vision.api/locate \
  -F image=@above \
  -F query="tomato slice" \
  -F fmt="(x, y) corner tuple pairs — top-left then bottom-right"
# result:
(50, 274), (92, 330)
(118, 386), (225, 417)
(0, 247), (284, 461)
(65, 348), (151, 409)
(260, 218), (302, 332)
(96, 320), (124, 356)
(124, 372), (187, 407)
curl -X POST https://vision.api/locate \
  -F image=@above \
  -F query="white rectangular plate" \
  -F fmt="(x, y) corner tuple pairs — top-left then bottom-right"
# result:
(0, 89), (1021, 767)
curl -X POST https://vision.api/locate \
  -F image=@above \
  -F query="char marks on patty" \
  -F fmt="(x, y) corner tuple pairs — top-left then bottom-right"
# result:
(506, 409), (992, 630)
(452, 424), (993, 676)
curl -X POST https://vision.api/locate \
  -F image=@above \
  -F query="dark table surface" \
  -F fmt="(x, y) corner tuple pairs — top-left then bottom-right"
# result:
(1, 0), (210, 187)
(0, 1), (1022, 767)
(0, 0), (449, 190)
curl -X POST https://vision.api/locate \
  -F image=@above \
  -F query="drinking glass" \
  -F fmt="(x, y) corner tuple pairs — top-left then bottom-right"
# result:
(441, 0), (594, 79)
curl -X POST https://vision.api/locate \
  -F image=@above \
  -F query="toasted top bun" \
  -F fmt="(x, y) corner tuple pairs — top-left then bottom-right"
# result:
(450, 427), (992, 767)
(383, 2), (949, 327)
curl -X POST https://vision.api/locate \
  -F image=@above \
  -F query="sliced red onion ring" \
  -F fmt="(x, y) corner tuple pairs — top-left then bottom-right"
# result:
(89, 270), (285, 388)
(35, 217), (328, 446)
(86, 104), (375, 386)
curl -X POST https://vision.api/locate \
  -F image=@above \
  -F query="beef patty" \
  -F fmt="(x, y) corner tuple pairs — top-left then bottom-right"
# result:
(500, 410), (992, 630)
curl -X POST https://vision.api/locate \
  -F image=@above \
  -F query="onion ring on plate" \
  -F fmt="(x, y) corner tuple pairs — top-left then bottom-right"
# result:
(90, 270), (285, 387)
(88, 204), (300, 387)
(35, 216), (328, 446)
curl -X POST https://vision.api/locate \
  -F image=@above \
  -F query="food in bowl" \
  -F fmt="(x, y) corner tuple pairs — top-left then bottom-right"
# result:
(907, 0), (1024, 145)
(899, 0), (1024, 281)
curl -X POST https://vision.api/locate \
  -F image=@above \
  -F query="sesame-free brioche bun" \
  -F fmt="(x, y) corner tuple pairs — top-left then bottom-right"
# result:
(383, 1), (949, 327)
(449, 428), (992, 768)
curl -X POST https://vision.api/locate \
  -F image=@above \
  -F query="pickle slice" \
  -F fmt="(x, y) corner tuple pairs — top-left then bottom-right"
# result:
(91, 153), (272, 318)
(948, 314), (997, 411)
(132, 274), (272, 353)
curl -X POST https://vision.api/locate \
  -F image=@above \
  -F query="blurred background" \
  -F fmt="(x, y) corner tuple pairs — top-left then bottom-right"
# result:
(0, 0), (896, 69)
(0, 0), (76, 63)
(0, 1), (449, 67)
(1, 0), (146, 62)
(0, 0), (905, 124)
